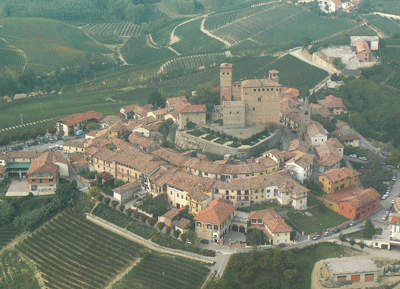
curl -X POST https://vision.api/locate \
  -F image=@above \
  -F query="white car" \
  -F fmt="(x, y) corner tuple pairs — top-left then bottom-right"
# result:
(392, 199), (395, 204)
(349, 154), (357, 158)
(358, 156), (367, 161)
(382, 195), (388, 200)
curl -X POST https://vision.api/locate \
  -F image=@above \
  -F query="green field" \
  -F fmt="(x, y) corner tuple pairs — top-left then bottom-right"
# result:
(0, 249), (40, 289)
(83, 21), (143, 37)
(0, 18), (113, 75)
(0, 225), (23, 249)
(365, 14), (400, 36)
(113, 253), (210, 289)
(15, 210), (143, 289)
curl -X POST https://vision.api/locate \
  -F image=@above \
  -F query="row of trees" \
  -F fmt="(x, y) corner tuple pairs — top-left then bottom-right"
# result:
(0, 126), (58, 146)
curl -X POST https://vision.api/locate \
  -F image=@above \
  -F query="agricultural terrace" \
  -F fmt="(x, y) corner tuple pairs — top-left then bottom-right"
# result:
(0, 40), (26, 72)
(364, 14), (400, 36)
(0, 18), (113, 75)
(113, 253), (210, 289)
(312, 23), (376, 46)
(386, 69), (400, 89)
(82, 21), (143, 37)
(171, 18), (225, 55)
(204, 3), (363, 52)
(0, 91), (133, 130)
(0, 225), (23, 249)
(0, 250), (40, 289)
(366, 0), (400, 15)
(15, 211), (144, 289)
(158, 52), (227, 74)
(121, 35), (177, 65)
(382, 47), (400, 89)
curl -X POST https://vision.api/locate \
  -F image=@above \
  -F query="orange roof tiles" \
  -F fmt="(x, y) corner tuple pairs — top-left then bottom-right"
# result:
(318, 95), (346, 109)
(249, 209), (292, 234)
(319, 167), (360, 183)
(194, 198), (237, 225)
(178, 104), (206, 114)
(57, 110), (104, 127)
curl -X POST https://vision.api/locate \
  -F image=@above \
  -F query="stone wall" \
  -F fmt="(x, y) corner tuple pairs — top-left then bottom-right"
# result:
(312, 51), (339, 73)
(175, 129), (282, 158)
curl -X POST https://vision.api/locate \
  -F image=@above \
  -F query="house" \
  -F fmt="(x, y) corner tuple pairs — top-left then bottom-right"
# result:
(120, 104), (150, 120)
(285, 153), (315, 184)
(178, 104), (207, 130)
(389, 216), (400, 241)
(326, 257), (379, 283)
(99, 115), (122, 128)
(315, 139), (343, 173)
(318, 0), (342, 12)
(175, 218), (191, 234)
(112, 180), (142, 204)
(158, 208), (180, 228)
(318, 95), (347, 115)
(263, 149), (295, 170)
(147, 108), (172, 121)
(307, 122), (328, 147)
(319, 167), (360, 194)
(63, 141), (85, 154)
(56, 110), (104, 136)
(166, 96), (190, 110)
(128, 132), (161, 152)
(355, 40), (371, 62)
(322, 186), (380, 220)
(4, 151), (42, 179)
(68, 153), (88, 173)
(248, 209), (293, 245)
(333, 131), (361, 148)
(27, 151), (68, 193)
(350, 36), (379, 51)
(194, 198), (237, 244)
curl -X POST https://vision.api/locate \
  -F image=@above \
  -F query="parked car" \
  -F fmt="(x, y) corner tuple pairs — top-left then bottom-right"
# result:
(349, 221), (357, 226)
(358, 225), (364, 229)
(279, 243), (287, 248)
(200, 239), (209, 245)
(332, 228), (341, 234)
(342, 224), (350, 229)
(392, 199), (395, 204)
(323, 231), (332, 236)
(312, 235), (322, 240)
(349, 154), (357, 158)
(358, 156), (367, 161)
(382, 195), (388, 200)
(382, 215), (388, 220)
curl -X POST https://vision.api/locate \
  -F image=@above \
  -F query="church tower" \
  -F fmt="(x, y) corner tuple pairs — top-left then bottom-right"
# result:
(300, 97), (311, 139)
(220, 63), (233, 104)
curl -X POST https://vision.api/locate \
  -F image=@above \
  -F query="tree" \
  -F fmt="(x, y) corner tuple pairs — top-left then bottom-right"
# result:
(363, 219), (375, 239)
(284, 269), (298, 285)
(88, 186), (100, 198)
(147, 217), (157, 226)
(187, 229), (196, 244)
(349, 238), (356, 246)
(87, 122), (98, 131)
(96, 194), (104, 202)
(148, 91), (165, 108)
(119, 204), (125, 212)
(358, 241), (366, 249)
(180, 233), (187, 243)
(173, 229), (181, 239)
(0, 133), (10, 146)
(339, 234), (346, 244)
(57, 126), (64, 139)
(126, 208), (133, 217)
(0, 201), (15, 225)
(165, 226), (171, 235)
(158, 119), (174, 138)
(19, 129), (29, 144)
(103, 197), (110, 205)
(158, 222), (165, 230)
(48, 127), (57, 137)
(140, 214), (148, 223)
(111, 200), (119, 209)
(30, 128), (39, 140)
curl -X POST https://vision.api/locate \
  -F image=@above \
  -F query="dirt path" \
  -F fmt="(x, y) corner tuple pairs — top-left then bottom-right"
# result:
(105, 258), (142, 289)
(311, 260), (325, 289)
(200, 14), (232, 48)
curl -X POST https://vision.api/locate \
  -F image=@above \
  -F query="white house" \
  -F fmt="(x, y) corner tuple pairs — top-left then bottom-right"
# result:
(307, 122), (328, 147)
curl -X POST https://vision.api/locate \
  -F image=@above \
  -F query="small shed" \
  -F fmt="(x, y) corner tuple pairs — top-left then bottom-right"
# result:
(158, 208), (180, 228)
(175, 218), (191, 234)
(326, 257), (379, 283)
(112, 180), (141, 204)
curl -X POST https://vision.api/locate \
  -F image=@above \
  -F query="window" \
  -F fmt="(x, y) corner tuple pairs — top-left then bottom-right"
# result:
(197, 222), (202, 227)
(170, 192), (172, 195)
(207, 224), (212, 229)
(237, 111), (239, 114)
(253, 107), (255, 111)
(258, 98), (261, 102)
(49, 173), (52, 177)
(254, 89), (256, 92)
(214, 225), (218, 231)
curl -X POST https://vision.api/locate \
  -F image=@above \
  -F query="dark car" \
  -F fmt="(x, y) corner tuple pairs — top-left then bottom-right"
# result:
(342, 224), (350, 229)
(200, 239), (209, 245)
(332, 228), (341, 234)
(279, 243), (287, 248)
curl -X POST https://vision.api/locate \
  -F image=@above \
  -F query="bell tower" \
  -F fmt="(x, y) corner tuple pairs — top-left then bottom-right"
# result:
(220, 63), (233, 104)
(300, 97), (311, 138)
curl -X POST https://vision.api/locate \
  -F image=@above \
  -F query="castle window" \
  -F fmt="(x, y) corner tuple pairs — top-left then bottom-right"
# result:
(262, 89), (265, 91)
(254, 89), (256, 92)
(271, 88), (274, 91)
(238, 85), (240, 87)
(230, 111), (232, 114)
(222, 72), (225, 75)
(258, 89), (261, 91)
(258, 98), (261, 102)
(227, 72), (229, 75)
(237, 111), (239, 114)
(267, 88), (269, 91)
(253, 107), (255, 111)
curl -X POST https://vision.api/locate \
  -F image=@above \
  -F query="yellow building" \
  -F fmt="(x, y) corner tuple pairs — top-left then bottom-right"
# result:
(319, 167), (360, 194)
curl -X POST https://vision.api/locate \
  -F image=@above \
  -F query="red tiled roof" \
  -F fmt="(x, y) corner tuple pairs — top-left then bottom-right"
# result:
(175, 218), (190, 229)
(57, 110), (104, 127)
(178, 104), (206, 113)
(318, 95), (346, 109)
(194, 198), (237, 225)
(249, 209), (292, 234)
(27, 151), (60, 175)
(319, 167), (360, 183)
(390, 216), (400, 226)
(342, 188), (380, 209)
(122, 104), (149, 117)
(241, 78), (281, 88)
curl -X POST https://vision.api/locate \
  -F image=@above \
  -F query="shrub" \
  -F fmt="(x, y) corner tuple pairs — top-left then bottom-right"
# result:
(173, 229), (181, 239)
(148, 217), (157, 227)
(125, 208), (133, 217)
(111, 200), (119, 209)
(119, 204), (125, 212)
(96, 194), (104, 202)
(103, 197), (110, 205)
(88, 186), (100, 198)
(132, 211), (140, 220)
(165, 226), (171, 235)
(349, 238), (356, 246)
(358, 241), (366, 249)
(140, 214), (148, 223)
(180, 233), (187, 243)
(158, 222), (165, 230)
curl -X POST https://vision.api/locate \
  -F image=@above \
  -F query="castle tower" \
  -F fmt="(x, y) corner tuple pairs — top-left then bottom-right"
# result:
(300, 96), (311, 138)
(220, 63), (233, 104)
(269, 70), (279, 83)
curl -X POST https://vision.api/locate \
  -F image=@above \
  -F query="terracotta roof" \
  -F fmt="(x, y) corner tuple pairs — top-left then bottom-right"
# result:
(99, 171), (114, 181)
(355, 40), (370, 53)
(263, 149), (286, 160)
(326, 138), (343, 149)
(220, 63), (232, 68)
(121, 104), (149, 117)
(293, 153), (315, 169)
(311, 107), (332, 119)
(178, 104), (206, 114)
(241, 78), (281, 88)
(162, 208), (180, 220)
(249, 209), (292, 234)
(27, 151), (61, 175)
(316, 142), (343, 167)
(332, 0), (342, 4)
(318, 95), (346, 109)
(280, 87), (299, 98)
(100, 115), (121, 126)
(57, 110), (104, 127)
(63, 141), (85, 148)
(324, 186), (363, 203)
(319, 167), (360, 183)
(289, 139), (309, 153)
(308, 122), (327, 137)
(339, 134), (360, 141)
(341, 188), (380, 209)
(175, 218), (190, 229)
(148, 108), (172, 117)
(112, 180), (141, 194)
(166, 96), (190, 109)
(336, 121), (350, 129)
(7, 151), (42, 159)
(194, 198), (237, 225)
(152, 148), (188, 167)
(128, 132), (158, 149)
(390, 216), (400, 226)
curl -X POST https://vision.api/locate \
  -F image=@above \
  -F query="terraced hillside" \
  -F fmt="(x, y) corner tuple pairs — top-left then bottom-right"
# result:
(0, 18), (113, 75)
(364, 14), (400, 37)
(15, 211), (143, 289)
(83, 21), (143, 38)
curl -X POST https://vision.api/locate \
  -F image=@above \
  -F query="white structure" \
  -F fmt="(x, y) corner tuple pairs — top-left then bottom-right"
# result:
(112, 180), (142, 204)
(285, 153), (315, 184)
(350, 36), (379, 50)
(308, 122), (328, 147)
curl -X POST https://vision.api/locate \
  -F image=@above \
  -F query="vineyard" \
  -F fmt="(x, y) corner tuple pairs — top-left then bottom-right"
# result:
(313, 23), (377, 46)
(82, 21), (143, 38)
(120, 34), (176, 65)
(365, 15), (400, 36)
(204, 3), (361, 53)
(0, 39), (26, 71)
(0, 225), (22, 249)
(171, 18), (225, 55)
(0, 250), (40, 289)
(158, 52), (227, 74)
(0, 18), (112, 75)
(15, 211), (143, 289)
(113, 253), (210, 289)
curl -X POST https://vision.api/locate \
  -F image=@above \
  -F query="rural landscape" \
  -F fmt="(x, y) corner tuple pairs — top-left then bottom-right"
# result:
(1, 0), (400, 288)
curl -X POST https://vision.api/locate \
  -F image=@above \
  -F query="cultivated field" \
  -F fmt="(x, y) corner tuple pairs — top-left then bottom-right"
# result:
(113, 253), (210, 289)
(0, 225), (22, 249)
(15, 211), (143, 289)
(365, 14), (400, 36)
(0, 249), (40, 289)
(83, 21), (143, 38)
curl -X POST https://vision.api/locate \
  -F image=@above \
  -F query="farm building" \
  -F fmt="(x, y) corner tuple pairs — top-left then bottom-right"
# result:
(56, 110), (104, 136)
(326, 257), (380, 283)
(350, 36), (379, 50)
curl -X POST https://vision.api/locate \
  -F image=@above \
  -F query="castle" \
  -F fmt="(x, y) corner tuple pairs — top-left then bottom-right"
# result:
(220, 63), (281, 129)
